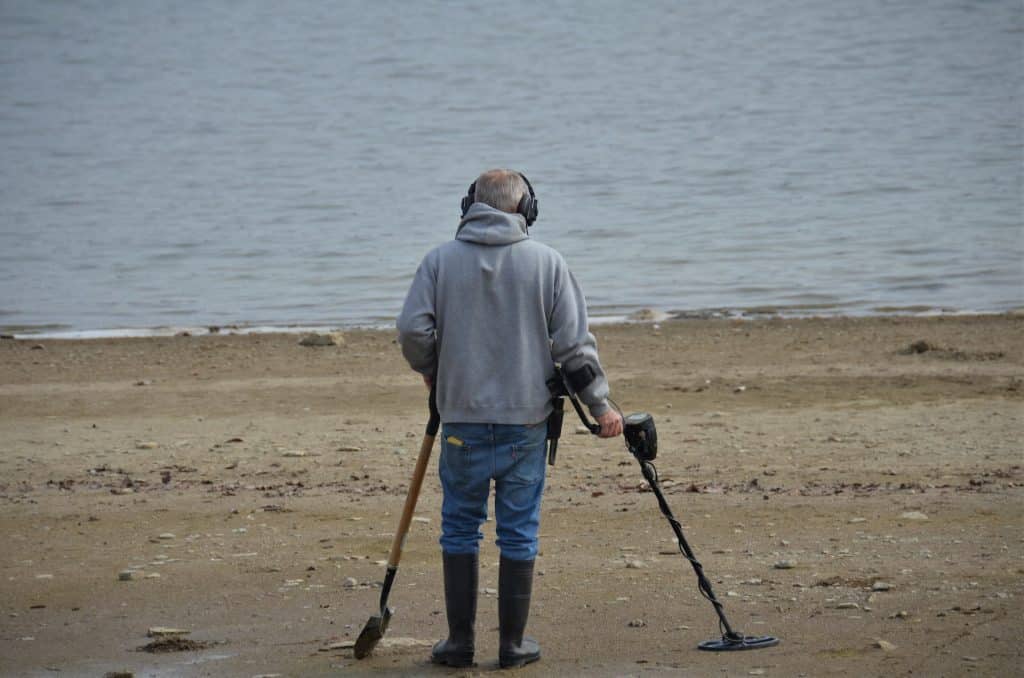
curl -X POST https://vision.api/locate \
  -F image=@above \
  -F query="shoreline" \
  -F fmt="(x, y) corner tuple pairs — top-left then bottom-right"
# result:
(3, 307), (1020, 341)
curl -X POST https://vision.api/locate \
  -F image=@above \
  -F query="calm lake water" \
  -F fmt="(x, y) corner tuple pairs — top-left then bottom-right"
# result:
(1, 0), (1021, 335)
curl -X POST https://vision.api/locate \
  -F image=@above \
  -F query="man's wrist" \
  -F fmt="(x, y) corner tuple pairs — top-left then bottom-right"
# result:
(588, 399), (611, 418)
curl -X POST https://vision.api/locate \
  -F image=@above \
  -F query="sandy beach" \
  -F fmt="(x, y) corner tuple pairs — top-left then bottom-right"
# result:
(0, 314), (1021, 677)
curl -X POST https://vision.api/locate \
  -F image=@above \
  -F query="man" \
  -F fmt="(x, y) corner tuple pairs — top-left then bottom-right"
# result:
(397, 169), (622, 669)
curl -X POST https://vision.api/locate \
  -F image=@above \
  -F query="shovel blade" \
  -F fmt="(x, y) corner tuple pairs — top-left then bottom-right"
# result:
(353, 607), (392, 659)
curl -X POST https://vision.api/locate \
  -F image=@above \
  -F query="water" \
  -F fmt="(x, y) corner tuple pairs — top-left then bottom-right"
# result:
(1, 0), (1021, 335)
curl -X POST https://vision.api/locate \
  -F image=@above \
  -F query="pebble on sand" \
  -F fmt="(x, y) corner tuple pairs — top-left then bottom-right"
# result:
(874, 639), (897, 651)
(298, 332), (345, 347)
(158, 533), (175, 540)
(626, 560), (646, 569)
(342, 577), (358, 588)
(136, 442), (158, 450)
(773, 560), (796, 569)
(628, 618), (646, 627)
(282, 449), (308, 457)
(899, 511), (929, 521)
(147, 627), (190, 637)
(118, 570), (135, 581)
(871, 581), (893, 591)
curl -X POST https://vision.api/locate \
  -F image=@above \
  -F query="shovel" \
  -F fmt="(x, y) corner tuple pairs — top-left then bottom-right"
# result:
(354, 386), (440, 659)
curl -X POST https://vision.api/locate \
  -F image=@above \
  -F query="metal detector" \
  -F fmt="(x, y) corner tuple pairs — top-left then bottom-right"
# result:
(548, 368), (780, 652)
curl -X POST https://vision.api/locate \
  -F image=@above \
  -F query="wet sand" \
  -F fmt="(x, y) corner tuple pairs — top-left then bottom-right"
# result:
(1, 314), (1021, 677)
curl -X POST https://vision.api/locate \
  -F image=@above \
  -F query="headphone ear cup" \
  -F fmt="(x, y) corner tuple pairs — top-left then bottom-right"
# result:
(461, 182), (476, 217)
(517, 193), (537, 226)
(517, 172), (538, 226)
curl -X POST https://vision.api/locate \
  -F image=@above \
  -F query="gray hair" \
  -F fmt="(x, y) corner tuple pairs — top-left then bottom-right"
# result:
(473, 169), (527, 214)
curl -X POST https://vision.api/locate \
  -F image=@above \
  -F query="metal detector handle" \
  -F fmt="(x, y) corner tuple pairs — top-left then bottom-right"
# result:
(546, 396), (565, 465)
(386, 385), (438, 570)
(566, 391), (601, 435)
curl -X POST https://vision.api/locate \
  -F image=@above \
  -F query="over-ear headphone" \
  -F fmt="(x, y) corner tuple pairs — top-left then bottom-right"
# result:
(461, 171), (539, 227)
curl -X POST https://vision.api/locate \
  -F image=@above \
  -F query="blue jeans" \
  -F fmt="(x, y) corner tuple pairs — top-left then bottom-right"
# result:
(438, 422), (548, 561)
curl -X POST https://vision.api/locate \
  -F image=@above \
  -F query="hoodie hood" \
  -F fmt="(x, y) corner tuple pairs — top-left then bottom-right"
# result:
(455, 202), (529, 246)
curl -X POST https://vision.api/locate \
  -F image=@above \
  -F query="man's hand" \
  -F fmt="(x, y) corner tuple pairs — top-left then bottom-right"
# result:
(596, 409), (623, 438)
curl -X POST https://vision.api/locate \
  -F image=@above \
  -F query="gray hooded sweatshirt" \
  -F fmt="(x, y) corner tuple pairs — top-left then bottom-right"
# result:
(397, 203), (610, 425)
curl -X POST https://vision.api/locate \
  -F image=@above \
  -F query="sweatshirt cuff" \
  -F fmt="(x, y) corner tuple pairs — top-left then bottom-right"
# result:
(587, 399), (610, 418)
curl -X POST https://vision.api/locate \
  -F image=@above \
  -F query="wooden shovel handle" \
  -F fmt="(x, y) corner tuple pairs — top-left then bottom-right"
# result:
(387, 386), (440, 568)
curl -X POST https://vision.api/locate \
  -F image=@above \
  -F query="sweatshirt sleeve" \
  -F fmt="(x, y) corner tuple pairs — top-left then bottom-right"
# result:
(549, 258), (610, 417)
(396, 253), (438, 377)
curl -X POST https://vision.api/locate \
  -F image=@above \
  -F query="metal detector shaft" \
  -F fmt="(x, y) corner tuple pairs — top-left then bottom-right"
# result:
(636, 458), (737, 637)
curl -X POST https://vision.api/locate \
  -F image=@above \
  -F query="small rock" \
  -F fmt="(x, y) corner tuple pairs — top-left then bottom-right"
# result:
(482, 587), (497, 595)
(103, 672), (134, 678)
(298, 332), (345, 347)
(412, 516), (431, 524)
(962, 656), (979, 662)
(903, 340), (935, 354)
(626, 560), (646, 569)
(900, 511), (929, 521)
(871, 581), (893, 591)
(575, 426), (590, 435)
(342, 577), (358, 588)
(628, 308), (670, 322)
(30, 344), (45, 350)
(136, 442), (158, 450)
(726, 591), (739, 597)
(836, 602), (860, 609)
(282, 450), (307, 457)
(749, 670), (766, 676)
(734, 385), (746, 393)
(118, 570), (134, 581)
(890, 610), (909, 619)
(773, 560), (796, 570)
(147, 627), (190, 637)
(144, 573), (161, 579)
(34, 574), (53, 580)
(338, 445), (361, 452)
(848, 517), (867, 524)
(628, 618), (646, 627)
(158, 533), (175, 540)
(874, 639), (897, 651)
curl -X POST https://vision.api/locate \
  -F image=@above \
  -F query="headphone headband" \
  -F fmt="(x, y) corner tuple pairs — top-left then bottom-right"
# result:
(461, 171), (538, 227)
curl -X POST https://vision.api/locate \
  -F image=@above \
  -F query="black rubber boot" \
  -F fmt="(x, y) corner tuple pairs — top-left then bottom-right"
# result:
(498, 556), (541, 669)
(431, 551), (478, 668)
